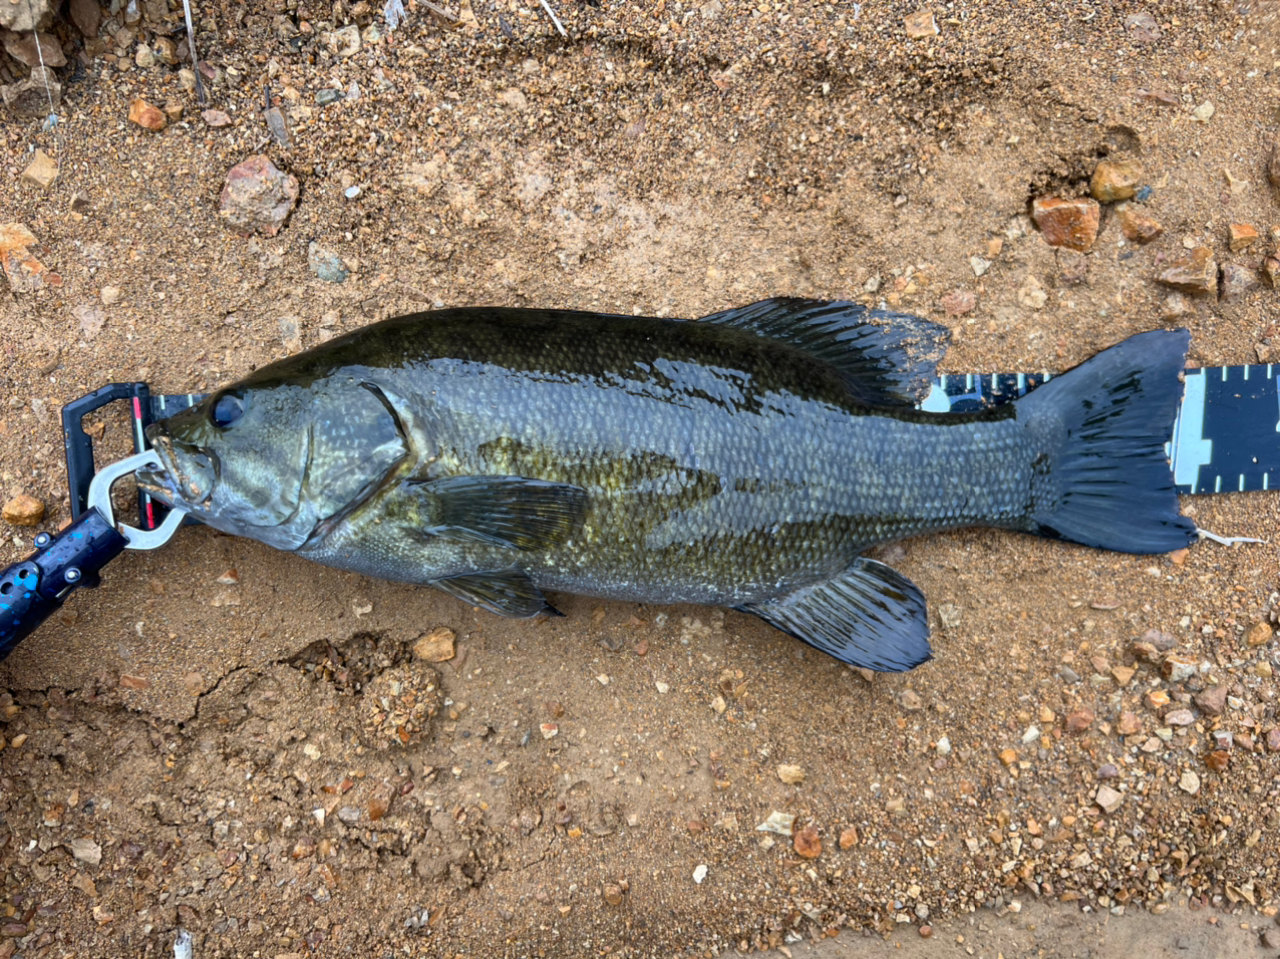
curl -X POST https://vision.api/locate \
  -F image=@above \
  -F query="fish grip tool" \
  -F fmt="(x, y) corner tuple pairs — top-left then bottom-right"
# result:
(0, 386), (198, 661)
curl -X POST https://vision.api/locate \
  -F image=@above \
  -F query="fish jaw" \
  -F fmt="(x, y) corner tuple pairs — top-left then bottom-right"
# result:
(137, 431), (217, 513)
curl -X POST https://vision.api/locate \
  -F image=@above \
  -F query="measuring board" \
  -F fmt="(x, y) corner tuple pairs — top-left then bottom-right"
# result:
(60, 367), (1280, 532)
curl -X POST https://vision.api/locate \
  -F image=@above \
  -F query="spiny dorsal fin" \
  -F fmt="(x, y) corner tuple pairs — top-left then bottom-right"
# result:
(697, 298), (949, 407)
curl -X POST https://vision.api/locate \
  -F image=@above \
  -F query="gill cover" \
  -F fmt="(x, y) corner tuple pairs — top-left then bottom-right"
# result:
(144, 379), (409, 550)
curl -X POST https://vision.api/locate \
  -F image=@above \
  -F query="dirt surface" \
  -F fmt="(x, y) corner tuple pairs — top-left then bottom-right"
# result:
(3, 0), (1280, 957)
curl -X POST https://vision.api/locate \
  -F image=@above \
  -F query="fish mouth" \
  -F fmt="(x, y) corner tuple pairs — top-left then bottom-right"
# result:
(137, 433), (217, 509)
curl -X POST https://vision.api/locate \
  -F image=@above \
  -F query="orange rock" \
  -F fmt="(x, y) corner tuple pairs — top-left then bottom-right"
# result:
(2, 494), (45, 527)
(1118, 205), (1162, 244)
(1065, 709), (1094, 734)
(1031, 197), (1100, 253)
(793, 825), (822, 859)
(838, 826), (858, 850)
(1156, 247), (1216, 295)
(1229, 223), (1259, 252)
(128, 97), (168, 131)
(1090, 159), (1143, 203)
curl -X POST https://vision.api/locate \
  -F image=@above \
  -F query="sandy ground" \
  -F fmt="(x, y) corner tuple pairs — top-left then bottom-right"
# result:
(2, 0), (1280, 956)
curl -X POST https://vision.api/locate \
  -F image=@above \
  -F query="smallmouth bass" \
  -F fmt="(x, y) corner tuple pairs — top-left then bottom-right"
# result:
(140, 298), (1194, 670)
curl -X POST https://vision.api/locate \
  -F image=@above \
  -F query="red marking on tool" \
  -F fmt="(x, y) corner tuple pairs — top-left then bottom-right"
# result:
(132, 396), (157, 529)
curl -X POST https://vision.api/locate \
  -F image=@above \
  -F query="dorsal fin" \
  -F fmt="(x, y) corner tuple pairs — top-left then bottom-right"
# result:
(697, 298), (950, 407)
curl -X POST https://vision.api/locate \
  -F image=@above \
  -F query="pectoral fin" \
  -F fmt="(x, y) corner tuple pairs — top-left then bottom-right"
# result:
(738, 558), (932, 671)
(432, 568), (562, 618)
(409, 475), (588, 551)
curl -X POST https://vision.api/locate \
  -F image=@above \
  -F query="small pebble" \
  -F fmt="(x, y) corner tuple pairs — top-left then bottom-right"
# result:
(1065, 709), (1094, 734)
(1229, 223), (1259, 252)
(412, 627), (455, 662)
(3, 493), (45, 526)
(903, 10), (937, 38)
(20, 149), (58, 190)
(128, 97), (167, 131)
(202, 109), (232, 127)
(1162, 655), (1197, 682)
(776, 764), (804, 785)
(1156, 247), (1216, 295)
(219, 155), (299, 237)
(1090, 158), (1143, 203)
(1031, 196), (1100, 253)
(1095, 784), (1123, 814)
(692, 864), (707, 884)
(1179, 770), (1201, 795)
(793, 826), (821, 859)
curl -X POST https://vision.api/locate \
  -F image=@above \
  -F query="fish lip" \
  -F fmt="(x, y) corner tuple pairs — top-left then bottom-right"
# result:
(137, 434), (215, 509)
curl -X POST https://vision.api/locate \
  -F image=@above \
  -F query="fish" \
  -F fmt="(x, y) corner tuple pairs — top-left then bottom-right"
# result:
(137, 298), (1196, 671)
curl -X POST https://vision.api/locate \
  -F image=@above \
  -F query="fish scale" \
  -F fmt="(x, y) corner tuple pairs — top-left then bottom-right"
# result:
(139, 299), (1196, 672)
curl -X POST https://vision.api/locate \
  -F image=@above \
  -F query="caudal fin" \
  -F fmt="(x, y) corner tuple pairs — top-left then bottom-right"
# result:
(1017, 329), (1196, 554)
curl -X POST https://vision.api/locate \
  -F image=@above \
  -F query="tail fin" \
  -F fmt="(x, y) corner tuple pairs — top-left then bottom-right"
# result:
(1017, 329), (1196, 554)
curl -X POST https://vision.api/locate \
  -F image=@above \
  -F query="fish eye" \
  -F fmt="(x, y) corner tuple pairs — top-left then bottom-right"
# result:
(210, 392), (245, 428)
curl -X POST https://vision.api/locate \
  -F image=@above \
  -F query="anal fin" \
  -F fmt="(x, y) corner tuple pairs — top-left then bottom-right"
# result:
(738, 558), (932, 671)
(432, 568), (561, 618)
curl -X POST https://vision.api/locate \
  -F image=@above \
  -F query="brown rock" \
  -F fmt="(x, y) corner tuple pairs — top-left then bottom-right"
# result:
(1, 30), (66, 69)
(1142, 629), (1177, 652)
(1160, 292), (1193, 321)
(1117, 711), (1142, 735)
(119, 674), (151, 690)
(603, 883), (623, 907)
(1267, 727), (1280, 752)
(1118, 205), (1163, 244)
(776, 764), (804, 785)
(1090, 159), (1143, 203)
(1263, 256), (1280, 288)
(219, 156), (299, 237)
(1228, 223), (1259, 252)
(1204, 750), (1229, 773)
(1164, 708), (1195, 727)
(203, 109), (233, 127)
(1031, 197), (1100, 253)
(2, 494), (45, 527)
(1144, 689), (1171, 710)
(1156, 247), (1216, 295)
(128, 98), (168, 131)
(903, 10), (937, 38)
(838, 826), (858, 849)
(998, 748), (1018, 766)
(163, 100), (184, 122)
(412, 627), (456, 662)
(1246, 622), (1272, 647)
(1094, 784), (1124, 814)
(69, 0), (102, 37)
(1162, 654), (1197, 682)
(941, 290), (976, 316)
(1220, 263), (1259, 303)
(1129, 640), (1160, 663)
(1065, 709), (1094, 734)
(20, 150), (58, 190)
(1194, 684), (1228, 716)
(1, 66), (61, 117)
(793, 825), (822, 859)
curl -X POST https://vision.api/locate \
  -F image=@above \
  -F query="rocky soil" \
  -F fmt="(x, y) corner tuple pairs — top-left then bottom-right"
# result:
(2, 0), (1280, 957)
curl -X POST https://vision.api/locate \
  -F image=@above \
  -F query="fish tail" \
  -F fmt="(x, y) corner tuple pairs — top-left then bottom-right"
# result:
(1017, 329), (1197, 554)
